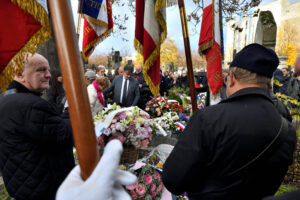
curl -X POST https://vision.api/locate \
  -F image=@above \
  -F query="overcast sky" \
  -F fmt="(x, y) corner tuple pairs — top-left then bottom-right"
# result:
(70, 0), (279, 57)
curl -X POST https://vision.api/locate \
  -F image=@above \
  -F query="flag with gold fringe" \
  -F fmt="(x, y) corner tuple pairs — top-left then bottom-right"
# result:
(198, 0), (223, 95)
(0, 0), (51, 92)
(80, 0), (113, 61)
(134, 0), (167, 96)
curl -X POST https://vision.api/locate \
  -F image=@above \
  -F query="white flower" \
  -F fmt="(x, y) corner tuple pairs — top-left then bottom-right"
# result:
(120, 127), (125, 132)
(135, 123), (141, 129)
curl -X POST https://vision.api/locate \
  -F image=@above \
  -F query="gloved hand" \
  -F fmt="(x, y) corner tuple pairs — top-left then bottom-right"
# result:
(56, 140), (137, 200)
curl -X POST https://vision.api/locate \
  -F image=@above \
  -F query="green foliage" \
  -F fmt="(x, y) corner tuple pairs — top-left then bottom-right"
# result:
(275, 184), (298, 196)
(0, 184), (14, 200)
(168, 87), (190, 105)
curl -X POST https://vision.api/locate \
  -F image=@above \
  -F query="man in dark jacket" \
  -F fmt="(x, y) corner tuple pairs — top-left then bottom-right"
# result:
(162, 44), (296, 200)
(133, 65), (151, 109)
(0, 53), (74, 200)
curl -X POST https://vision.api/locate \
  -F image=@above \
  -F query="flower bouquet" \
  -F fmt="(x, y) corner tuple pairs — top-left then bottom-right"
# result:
(145, 97), (168, 118)
(152, 111), (180, 136)
(97, 106), (154, 149)
(126, 164), (163, 200)
(93, 103), (121, 123)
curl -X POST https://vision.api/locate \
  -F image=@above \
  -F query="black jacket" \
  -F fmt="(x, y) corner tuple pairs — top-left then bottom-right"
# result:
(133, 72), (151, 109)
(0, 81), (74, 200)
(163, 87), (296, 200)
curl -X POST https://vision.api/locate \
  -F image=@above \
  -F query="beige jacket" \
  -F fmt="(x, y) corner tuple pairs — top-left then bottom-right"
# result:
(87, 84), (104, 116)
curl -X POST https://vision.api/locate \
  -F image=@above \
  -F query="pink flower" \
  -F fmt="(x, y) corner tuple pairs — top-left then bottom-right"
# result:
(111, 119), (117, 123)
(157, 181), (163, 191)
(126, 182), (138, 190)
(150, 184), (156, 192)
(154, 171), (161, 180)
(130, 190), (137, 199)
(97, 135), (106, 147)
(141, 139), (149, 147)
(136, 184), (146, 197)
(151, 191), (157, 198)
(144, 174), (153, 184)
(109, 134), (126, 143)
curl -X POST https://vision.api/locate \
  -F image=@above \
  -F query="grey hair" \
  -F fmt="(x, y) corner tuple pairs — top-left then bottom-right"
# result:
(230, 66), (271, 89)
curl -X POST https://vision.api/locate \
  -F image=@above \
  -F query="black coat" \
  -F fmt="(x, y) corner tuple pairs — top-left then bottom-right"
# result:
(163, 87), (296, 200)
(133, 72), (151, 109)
(0, 81), (74, 200)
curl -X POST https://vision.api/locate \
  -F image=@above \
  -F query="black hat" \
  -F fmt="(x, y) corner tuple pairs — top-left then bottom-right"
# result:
(230, 43), (279, 78)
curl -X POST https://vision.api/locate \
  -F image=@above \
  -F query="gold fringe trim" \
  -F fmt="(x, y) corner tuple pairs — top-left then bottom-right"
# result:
(82, 15), (113, 61)
(134, 38), (143, 56)
(198, 40), (214, 55)
(0, 0), (51, 92)
(143, 44), (161, 97)
(155, 0), (167, 43)
(142, 0), (167, 97)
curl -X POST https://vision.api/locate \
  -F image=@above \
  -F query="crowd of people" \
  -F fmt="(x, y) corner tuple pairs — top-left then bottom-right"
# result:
(0, 43), (299, 200)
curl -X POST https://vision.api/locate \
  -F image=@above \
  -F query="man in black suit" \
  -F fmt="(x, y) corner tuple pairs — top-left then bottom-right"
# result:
(104, 65), (140, 107)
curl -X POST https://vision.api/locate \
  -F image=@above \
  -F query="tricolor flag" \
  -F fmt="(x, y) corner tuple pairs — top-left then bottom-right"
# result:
(80, 0), (113, 61)
(134, 0), (167, 96)
(176, 121), (186, 130)
(198, 0), (223, 95)
(0, 0), (50, 92)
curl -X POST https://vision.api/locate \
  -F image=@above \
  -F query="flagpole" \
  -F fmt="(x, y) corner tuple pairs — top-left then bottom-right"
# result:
(48, 0), (99, 180)
(178, 0), (197, 112)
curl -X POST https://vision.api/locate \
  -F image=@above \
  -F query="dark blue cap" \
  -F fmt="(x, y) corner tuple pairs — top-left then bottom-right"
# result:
(230, 43), (279, 78)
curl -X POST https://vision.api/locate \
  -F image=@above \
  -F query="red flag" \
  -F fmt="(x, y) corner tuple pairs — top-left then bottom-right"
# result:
(0, 0), (50, 91)
(134, 0), (167, 96)
(198, 0), (223, 95)
(82, 0), (113, 61)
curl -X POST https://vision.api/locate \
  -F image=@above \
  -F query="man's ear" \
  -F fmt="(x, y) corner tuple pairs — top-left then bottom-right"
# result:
(228, 71), (235, 87)
(14, 68), (25, 82)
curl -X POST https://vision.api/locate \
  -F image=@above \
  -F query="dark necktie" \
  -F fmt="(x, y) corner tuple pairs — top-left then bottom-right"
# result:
(122, 79), (128, 105)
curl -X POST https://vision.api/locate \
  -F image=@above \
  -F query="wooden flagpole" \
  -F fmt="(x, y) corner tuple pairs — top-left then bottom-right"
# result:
(48, 0), (99, 180)
(178, 0), (197, 112)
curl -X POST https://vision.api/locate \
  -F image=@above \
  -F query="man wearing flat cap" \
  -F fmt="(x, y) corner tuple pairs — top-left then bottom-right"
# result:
(163, 44), (296, 200)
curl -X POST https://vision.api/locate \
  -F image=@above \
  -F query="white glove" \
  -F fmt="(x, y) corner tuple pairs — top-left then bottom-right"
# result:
(56, 140), (137, 200)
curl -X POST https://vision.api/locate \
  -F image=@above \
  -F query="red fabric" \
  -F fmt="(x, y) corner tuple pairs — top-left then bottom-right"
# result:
(0, 0), (41, 73)
(198, 4), (213, 48)
(134, 0), (145, 46)
(92, 80), (106, 106)
(205, 42), (223, 95)
(82, 19), (98, 58)
(143, 30), (160, 86)
(198, 3), (222, 95)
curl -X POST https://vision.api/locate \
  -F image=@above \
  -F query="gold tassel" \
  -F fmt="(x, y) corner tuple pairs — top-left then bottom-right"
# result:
(0, 0), (51, 92)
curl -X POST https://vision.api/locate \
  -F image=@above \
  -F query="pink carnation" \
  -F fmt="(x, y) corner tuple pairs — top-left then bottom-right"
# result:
(150, 184), (156, 192)
(154, 171), (161, 180)
(141, 139), (149, 147)
(136, 184), (146, 197)
(144, 174), (153, 184)
(126, 182), (138, 190)
(130, 190), (137, 199)
(151, 191), (157, 198)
